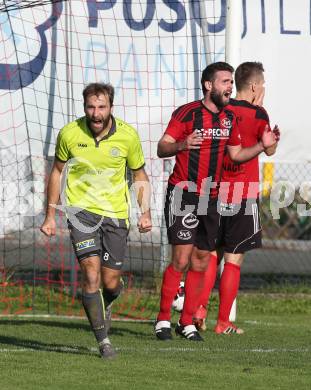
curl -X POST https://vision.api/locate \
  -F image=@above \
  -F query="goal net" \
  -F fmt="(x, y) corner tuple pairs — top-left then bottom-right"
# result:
(0, 0), (309, 318)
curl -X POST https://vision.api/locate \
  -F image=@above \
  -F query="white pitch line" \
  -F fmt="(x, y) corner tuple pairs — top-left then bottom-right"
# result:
(0, 346), (309, 354)
(0, 315), (306, 329)
(0, 314), (86, 320)
(0, 314), (153, 323)
(0, 315), (292, 327)
(0, 345), (97, 353)
(243, 320), (310, 328)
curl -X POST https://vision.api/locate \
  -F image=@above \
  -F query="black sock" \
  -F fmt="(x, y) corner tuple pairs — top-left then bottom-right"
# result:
(82, 290), (107, 344)
(102, 281), (124, 307)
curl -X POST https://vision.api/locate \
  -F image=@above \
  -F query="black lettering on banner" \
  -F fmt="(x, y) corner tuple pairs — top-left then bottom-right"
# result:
(123, 0), (155, 31)
(86, 0), (226, 34)
(86, 0), (309, 38)
(159, 0), (186, 32)
(87, 0), (117, 28)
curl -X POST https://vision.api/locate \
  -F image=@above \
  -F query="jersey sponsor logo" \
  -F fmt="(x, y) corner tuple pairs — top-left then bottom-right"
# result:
(78, 143), (88, 148)
(86, 168), (106, 175)
(110, 147), (120, 157)
(182, 213), (199, 229)
(177, 229), (192, 240)
(221, 118), (232, 128)
(195, 128), (230, 139)
(75, 238), (96, 251)
(206, 128), (230, 138)
(223, 161), (242, 172)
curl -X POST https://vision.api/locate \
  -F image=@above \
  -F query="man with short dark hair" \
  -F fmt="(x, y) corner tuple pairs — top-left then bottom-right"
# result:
(234, 61), (265, 93)
(155, 62), (277, 341)
(193, 61), (279, 334)
(41, 83), (152, 358)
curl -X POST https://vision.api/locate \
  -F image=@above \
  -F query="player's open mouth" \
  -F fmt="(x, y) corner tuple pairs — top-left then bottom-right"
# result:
(224, 92), (231, 98)
(91, 120), (103, 126)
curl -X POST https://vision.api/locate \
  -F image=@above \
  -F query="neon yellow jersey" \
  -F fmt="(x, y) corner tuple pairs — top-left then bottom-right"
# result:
(55, 116), (145, 219)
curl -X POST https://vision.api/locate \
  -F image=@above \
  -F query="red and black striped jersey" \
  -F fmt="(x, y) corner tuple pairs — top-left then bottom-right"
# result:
(164, 100), (241, 197)
(220, 98), (271, 202)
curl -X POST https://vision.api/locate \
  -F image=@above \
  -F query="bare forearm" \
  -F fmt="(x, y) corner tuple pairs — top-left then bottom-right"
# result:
(157, 141), (185, 158)
(132, 168), (152, 233)
(229, 142), (264, 163)
(133, 170), (151, 214)
(137, 185), (151, 215)
(46, 169), (61, 218)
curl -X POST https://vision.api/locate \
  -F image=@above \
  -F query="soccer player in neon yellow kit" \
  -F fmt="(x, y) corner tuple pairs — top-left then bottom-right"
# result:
(41, 83), (152, 358)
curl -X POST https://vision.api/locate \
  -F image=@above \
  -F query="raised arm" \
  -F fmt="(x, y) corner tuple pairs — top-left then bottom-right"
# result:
(40, 159), (65, 236)
(227, 124), (277, 163)
(157, 131), (203, 158)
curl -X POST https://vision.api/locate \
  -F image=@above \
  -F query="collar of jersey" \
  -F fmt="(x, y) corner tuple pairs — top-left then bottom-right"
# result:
(200, 99), (224, 116)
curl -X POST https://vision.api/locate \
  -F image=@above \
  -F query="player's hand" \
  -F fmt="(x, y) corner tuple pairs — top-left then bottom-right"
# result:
(137, 210), (152, 233)
(40, 216), (56, 236)
(272, 125), (280, 142)
(261, 124), (277, 149)
(180, 130), (204, 150)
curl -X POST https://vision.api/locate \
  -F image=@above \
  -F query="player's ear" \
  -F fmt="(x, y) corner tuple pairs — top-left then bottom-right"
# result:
(204, 80), (212, 92)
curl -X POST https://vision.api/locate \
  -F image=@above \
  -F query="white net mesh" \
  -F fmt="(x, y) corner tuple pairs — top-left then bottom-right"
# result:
(0, 0), (309, 316)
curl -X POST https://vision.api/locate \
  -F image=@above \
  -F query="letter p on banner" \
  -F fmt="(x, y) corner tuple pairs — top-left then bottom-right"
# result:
(270, 181), (295, 219)
(87, 0), (117, 27)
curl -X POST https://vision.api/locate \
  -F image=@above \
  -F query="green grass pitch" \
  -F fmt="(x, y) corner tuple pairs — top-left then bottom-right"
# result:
(0, 291), (310, 390)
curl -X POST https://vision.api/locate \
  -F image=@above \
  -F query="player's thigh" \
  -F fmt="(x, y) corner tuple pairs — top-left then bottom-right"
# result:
(67, 209), (102, 262)
(195, 201), (221, 252)
(100, 217), (129, 271)
(80, 256), (102, 290)
(222, 199), (262, 254)
(164, 184), (199, 246)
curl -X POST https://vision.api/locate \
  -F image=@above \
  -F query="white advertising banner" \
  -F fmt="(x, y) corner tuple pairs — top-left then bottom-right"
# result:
(0, 0), (309, 163)
(241, 0), (311, 163)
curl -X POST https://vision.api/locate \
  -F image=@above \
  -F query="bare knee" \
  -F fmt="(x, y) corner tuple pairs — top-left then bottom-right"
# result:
(191, 247), (211, 272)
(171, 244), (193, 272)
(224, 252), (244, 266)
(101, 267), (122, 290)
(80, 257), (101, 293)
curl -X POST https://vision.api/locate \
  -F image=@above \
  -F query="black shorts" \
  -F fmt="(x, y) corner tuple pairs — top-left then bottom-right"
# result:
(217, 198), (262, 253)
(67, 209), (129, 270)
(194, 199), (221, 251)
(164, 183), (200, 245)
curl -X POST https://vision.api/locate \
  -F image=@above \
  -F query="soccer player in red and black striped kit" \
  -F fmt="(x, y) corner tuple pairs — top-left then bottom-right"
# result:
(155, 62), (278, 341)
(193, 62), (280, 335)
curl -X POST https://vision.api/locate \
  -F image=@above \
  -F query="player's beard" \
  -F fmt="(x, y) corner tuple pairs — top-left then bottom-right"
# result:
(210, 89), (229, 109)
(87, 114), (111, 136)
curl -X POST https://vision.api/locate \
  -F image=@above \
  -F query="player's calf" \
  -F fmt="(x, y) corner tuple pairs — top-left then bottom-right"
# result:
(193, 305), (207, 332)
